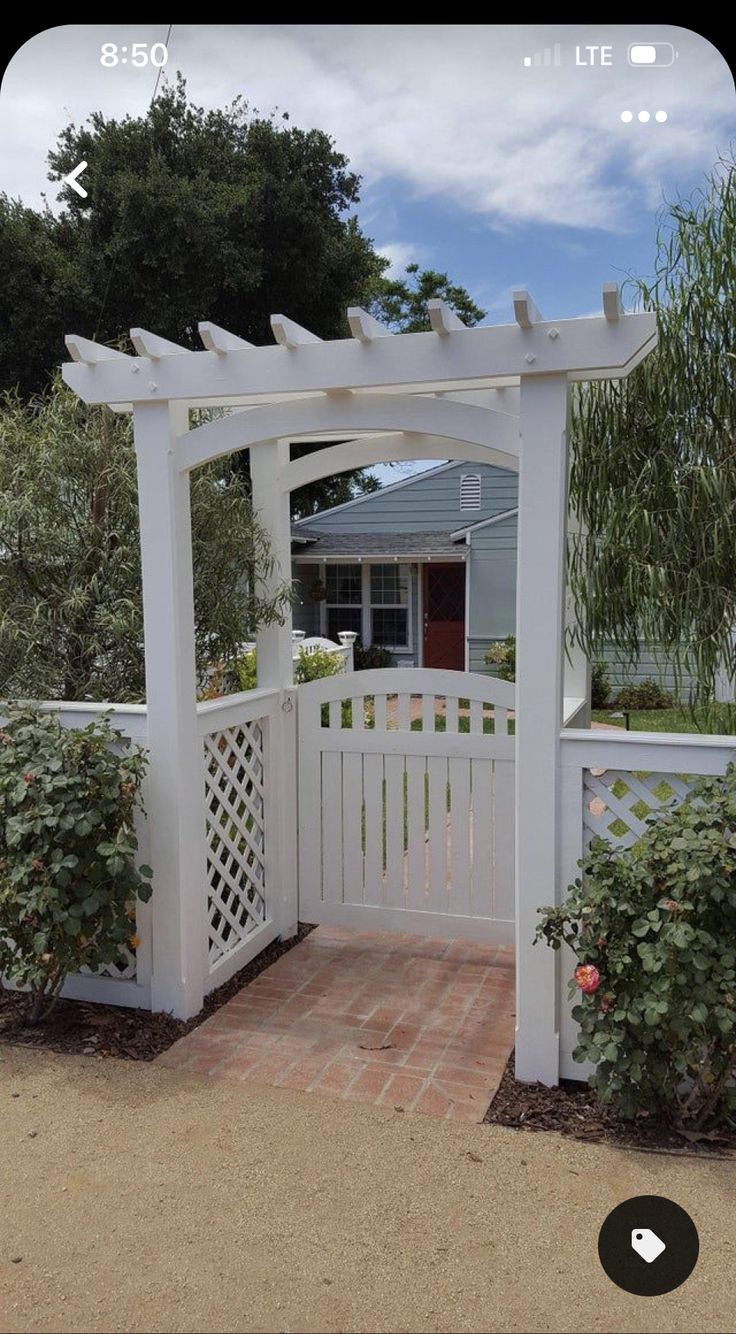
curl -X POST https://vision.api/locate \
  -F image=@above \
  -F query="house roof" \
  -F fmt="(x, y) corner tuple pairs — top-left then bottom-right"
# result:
(292, 462), (459, 527)
(291, 529), (465, 558)
(451, 506), (519, 541)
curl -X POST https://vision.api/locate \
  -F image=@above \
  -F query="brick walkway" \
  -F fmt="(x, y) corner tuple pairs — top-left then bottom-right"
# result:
(158, 926), (515, 1122)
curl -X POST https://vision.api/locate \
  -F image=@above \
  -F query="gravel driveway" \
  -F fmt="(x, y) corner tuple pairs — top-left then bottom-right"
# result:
(1, 1047), (732, 1334)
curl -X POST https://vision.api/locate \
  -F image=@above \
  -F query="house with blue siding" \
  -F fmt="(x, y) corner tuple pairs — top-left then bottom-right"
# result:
(291, 460), (694, 693)
(291, 461), (517, 672)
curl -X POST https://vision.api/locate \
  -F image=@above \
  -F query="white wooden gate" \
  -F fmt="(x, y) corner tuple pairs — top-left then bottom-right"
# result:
(297, 668), (515, 941)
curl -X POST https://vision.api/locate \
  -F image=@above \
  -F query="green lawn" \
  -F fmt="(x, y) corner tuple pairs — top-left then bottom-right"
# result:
(591, 704), (736, 735)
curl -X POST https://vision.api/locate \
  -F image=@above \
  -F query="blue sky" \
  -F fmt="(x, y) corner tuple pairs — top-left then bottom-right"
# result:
(1, 25), (735, 481)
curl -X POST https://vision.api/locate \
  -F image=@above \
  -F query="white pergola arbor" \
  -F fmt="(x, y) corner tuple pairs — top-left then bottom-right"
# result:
(63, 288), (656, 1083)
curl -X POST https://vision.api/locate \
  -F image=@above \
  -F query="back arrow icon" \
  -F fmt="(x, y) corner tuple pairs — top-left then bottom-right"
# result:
(63, 161), (88, 198)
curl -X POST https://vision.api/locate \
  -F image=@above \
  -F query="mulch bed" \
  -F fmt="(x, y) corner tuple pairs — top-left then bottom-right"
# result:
(484, 1053), (736, 1157)
(0, 923), (315, 1062)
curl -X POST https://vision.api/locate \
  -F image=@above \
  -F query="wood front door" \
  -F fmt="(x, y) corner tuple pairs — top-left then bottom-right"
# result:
(423, 564), (466, 670)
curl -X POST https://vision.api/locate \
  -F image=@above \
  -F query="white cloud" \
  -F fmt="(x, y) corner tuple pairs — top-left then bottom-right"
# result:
(1, 24), (734, 230)
(374, 240), (425, 276)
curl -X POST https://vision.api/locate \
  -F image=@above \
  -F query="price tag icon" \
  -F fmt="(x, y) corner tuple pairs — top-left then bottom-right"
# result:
(631, 1228), (666, 1263)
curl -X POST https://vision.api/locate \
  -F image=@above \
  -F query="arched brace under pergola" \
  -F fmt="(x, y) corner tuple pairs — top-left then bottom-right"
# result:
(61, 290), (657, 1083)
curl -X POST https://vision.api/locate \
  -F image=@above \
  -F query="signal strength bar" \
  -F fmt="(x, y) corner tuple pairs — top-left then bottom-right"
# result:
(523, 44), (562, 68)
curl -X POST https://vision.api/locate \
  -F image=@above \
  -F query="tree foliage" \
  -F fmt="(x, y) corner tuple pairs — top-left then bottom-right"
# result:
(1, 79), (484, 516)
(570, 155), (736, 704)
(368, 262), (486, 332)
(0, 382), (289, 702)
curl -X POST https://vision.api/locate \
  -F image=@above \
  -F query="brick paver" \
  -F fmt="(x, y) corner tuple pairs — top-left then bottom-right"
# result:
(158, 926), (515, 1122)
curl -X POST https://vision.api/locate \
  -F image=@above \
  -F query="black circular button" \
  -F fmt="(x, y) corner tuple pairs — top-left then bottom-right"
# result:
(598, 1195), (699, 1295)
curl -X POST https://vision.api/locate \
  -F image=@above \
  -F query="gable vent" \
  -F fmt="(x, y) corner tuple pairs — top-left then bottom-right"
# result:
(460, 473), (482, 511)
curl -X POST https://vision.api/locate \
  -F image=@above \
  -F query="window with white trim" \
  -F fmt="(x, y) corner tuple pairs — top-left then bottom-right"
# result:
(460, 473), (482, 511)
(324, 563), (362, 641)
(370, 563), (410, 649)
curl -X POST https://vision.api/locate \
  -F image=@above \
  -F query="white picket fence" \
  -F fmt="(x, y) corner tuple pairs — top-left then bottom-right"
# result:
(298, 667), (516, 941)
(8, 690), (736, 1049)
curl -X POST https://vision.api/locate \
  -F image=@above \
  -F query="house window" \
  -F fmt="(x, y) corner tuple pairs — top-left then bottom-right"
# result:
(325, 563), (362, 641)
(460, 473), (482, 511)
(370, 564), (410, 649)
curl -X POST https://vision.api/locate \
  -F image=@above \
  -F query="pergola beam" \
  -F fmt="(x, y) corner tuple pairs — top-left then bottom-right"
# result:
(177, 390), (520, 474)
(62, 310), (657, 406)
(283, 431), (519, 493)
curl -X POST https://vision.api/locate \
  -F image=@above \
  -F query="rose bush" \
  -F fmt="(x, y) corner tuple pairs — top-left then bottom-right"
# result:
(0, 704), (152, 1021)
(536, 765), (736, 1129)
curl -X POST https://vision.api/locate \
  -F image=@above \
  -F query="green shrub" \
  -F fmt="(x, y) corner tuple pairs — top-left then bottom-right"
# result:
(536, 765), (736, 1129)
(591, 662), (611, 709)
(293, 647), (344, 684)
(202, 646), (345, 697)
(614, 679), (675, 710)
(0, 704), (151, 1022)
(485, 635), (515, 682)
(354, 643), (392, 671)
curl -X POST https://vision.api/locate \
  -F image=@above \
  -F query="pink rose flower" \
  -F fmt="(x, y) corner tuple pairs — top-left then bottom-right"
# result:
(575, 963), (601, 994)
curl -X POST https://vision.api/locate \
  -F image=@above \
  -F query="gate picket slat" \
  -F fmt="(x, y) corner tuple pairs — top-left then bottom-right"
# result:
(426, 755), (448, 912)
(321, 752), (343, 902)
(470, 759), (493, 917)
(493, 759), (515, 921)
(351, 697), (365, 730)
(449, 757), (471, 915)
(374, 694), (387, 731)
(329, 699), (341, 731)
(469, 699), (483, 735)
(362, 753), (384, 905)
(342, 751), (364, 902)
(396, 693), (411, 731)
(405, 754), (426, 908)
(422, 694), (435, 733)
(384, 754), (405, 907)
(445, 696), (459, 733)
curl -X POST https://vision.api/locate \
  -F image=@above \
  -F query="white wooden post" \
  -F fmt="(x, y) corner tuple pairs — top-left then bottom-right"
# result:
(133, 402), (207, 1019)
(250, 438), (298, 937)
(338, 630), (357, 672)
(564, 512), (591, 726)
(250, 438), (294, 688)
(514, 375), (569, 1083)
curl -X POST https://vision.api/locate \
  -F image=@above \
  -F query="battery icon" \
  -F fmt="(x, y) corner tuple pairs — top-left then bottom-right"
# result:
(628, 43), (677, 67)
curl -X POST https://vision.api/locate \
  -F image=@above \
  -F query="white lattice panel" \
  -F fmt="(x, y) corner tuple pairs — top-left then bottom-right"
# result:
(583, 768), (697, 849)
(204, 720), (267, 967)
(78, 948), (137, 982)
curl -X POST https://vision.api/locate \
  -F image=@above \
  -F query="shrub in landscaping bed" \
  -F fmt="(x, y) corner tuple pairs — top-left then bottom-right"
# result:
(354, 643), (392, 671)
(536, 765), (736, 1131)
(614, 679), (675, 710)
(0, 704), (151, 1022)
(484, 635), (515, 682)
(591, 662), (611, 709)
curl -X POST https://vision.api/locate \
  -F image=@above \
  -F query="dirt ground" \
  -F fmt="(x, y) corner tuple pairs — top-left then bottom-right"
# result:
(1, 1048), (733, 1334)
